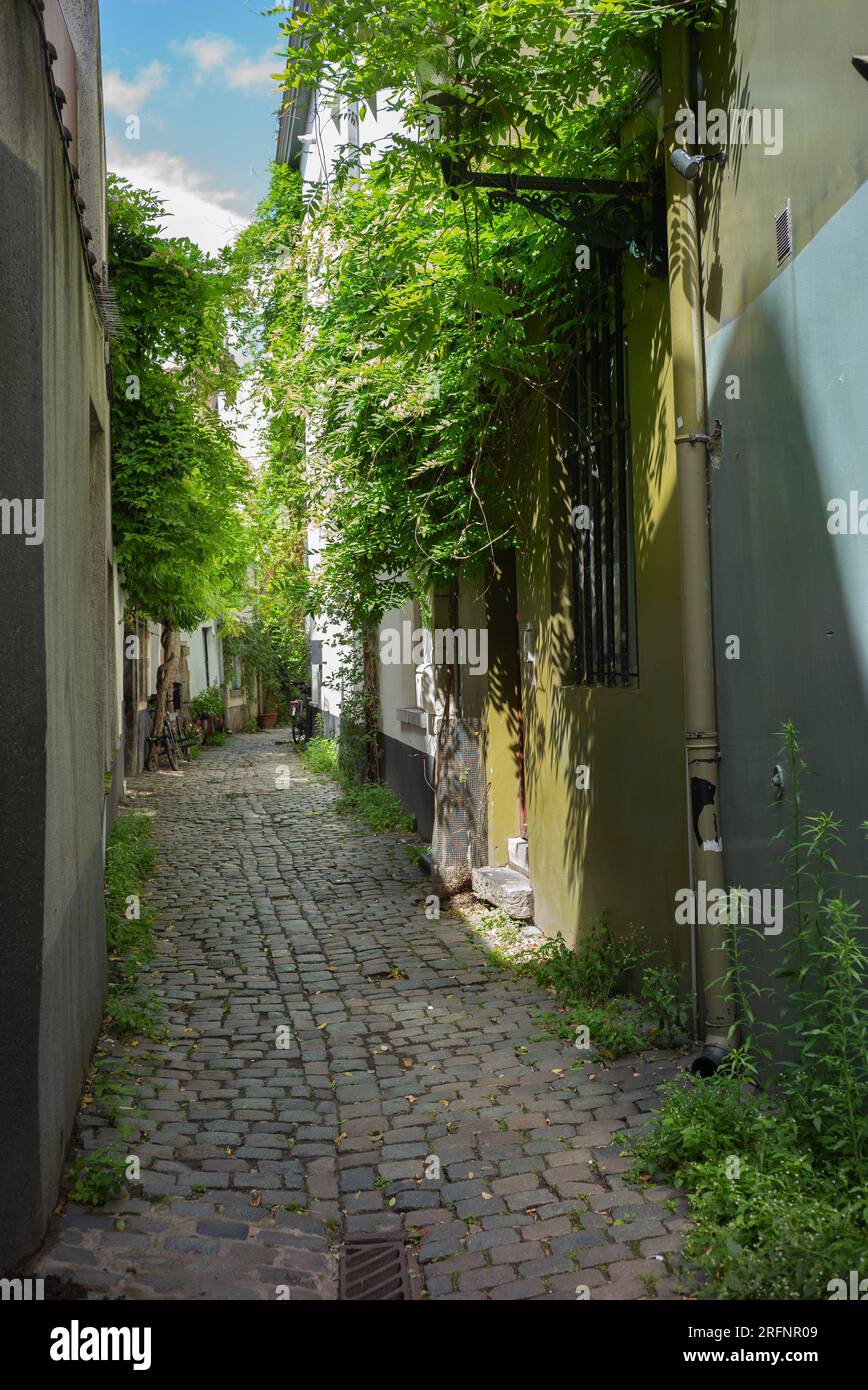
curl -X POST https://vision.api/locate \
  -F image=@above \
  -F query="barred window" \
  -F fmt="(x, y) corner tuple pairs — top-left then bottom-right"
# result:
(569, 269), (639, 688)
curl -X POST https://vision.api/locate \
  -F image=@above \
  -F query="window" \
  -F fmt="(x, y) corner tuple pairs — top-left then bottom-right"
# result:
(569, 268), (639, 688)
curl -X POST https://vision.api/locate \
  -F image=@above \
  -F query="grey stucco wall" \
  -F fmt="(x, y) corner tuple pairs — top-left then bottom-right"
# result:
(707, 182), (868, 998)
(0, 0), (109, 1268)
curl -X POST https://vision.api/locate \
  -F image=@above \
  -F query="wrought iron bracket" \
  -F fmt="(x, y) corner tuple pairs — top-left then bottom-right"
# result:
(441, 159), (667, 275)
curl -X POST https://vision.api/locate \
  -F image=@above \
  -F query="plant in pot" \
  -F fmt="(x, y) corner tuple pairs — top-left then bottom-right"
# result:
(190, 684), (226, 740)
(258, 686), (279, 730)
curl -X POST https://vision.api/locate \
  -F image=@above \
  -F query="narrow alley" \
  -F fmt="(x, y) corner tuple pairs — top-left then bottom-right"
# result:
(34, 733), (687, 1302)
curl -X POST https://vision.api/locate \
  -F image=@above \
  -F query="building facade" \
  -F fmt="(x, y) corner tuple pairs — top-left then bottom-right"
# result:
(275, 0), (868, 1046)
(0, 0), (123, 1268)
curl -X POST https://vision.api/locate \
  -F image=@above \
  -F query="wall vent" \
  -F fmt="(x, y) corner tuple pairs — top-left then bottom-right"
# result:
(775, 200), (793, 264)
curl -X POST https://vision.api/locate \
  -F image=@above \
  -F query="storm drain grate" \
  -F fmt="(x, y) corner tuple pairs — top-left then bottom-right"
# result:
(339, 1236), (411, 1301)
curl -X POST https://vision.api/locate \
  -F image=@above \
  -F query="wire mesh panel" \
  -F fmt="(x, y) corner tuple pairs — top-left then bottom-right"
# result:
(430, 717), (488, 895)
(569, 267), (639, 688)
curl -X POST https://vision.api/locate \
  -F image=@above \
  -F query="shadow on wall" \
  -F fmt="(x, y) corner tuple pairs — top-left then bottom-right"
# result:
(481, 259), (686, 973)
(700, 0), (868, 1016)
(707, 292), (868, 1022)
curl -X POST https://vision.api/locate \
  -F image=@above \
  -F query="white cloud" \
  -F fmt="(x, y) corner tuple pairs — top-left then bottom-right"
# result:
(103, 61), (167, 117)
(177, 35), (237, 80)
(175, 33), (280, 95)
(107, 141), (249, 257)
(226, 53), (281, 93)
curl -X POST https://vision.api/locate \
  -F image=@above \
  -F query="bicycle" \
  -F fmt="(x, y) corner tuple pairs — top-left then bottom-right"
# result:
(290, 688), (311, 745)
(147, 690), (196, 769)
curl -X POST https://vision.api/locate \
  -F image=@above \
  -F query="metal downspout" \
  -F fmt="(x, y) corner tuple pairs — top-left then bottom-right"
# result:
(662, 22), (736, 1071)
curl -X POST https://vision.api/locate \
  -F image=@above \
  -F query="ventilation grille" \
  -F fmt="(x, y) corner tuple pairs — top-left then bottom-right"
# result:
(775, 200), (792, 264)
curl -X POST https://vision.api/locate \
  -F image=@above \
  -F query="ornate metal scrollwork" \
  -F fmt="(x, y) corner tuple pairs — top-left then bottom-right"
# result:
(488, 188), (644, 251)
(442, 159), (667, 274)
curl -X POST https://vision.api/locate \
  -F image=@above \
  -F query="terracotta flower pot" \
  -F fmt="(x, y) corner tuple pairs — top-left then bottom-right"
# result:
(258, 711), (278, 729)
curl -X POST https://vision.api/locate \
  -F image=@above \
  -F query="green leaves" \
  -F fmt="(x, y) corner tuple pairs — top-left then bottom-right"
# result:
(245, 3), (725, 632)
(108, 178), (251, 628)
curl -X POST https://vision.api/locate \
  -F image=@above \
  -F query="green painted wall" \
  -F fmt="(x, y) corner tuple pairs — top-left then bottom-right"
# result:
(481, 257), (689, 967)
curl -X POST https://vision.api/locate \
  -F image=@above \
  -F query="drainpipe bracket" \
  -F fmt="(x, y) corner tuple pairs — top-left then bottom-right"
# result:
(675, 432), (714, 447)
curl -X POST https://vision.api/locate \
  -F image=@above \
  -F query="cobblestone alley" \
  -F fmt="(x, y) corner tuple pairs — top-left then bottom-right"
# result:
(33, 731), (690, 1301)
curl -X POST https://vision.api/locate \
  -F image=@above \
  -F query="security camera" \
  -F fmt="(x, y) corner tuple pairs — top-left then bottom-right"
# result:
(670, 148), (704, 180)
(669, 147), (727, 181)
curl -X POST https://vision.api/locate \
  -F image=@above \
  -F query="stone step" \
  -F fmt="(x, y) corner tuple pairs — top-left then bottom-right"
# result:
(507, 836), (529, 874)
(471, 865), (534, 922)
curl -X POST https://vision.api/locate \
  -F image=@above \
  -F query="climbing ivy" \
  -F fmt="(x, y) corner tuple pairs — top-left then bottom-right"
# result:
(241, 2), (723, 633)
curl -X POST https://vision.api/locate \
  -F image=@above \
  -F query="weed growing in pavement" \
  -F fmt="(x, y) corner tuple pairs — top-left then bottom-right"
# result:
(65, 814), (163, 1205)
(528, 914), (647, 1007)
(335, 781), (415, 833)
(302, 736), (339, 775)
(104, 814), (165, 1042)
(522, 918), (689, 1059)
(301, 734), (415, 831)
(66, 1148), (129, 1206)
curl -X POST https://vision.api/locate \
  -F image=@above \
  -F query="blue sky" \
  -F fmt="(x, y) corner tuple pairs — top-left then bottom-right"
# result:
(101, 0), (288, 253)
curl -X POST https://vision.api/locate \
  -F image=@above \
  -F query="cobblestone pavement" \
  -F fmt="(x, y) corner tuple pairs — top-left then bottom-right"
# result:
(33, 731), (690, 1301)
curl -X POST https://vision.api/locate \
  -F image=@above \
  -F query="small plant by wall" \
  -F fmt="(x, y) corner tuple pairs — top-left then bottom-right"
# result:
(626, 724), (868, 1298)
(65, 813), (163, 1205)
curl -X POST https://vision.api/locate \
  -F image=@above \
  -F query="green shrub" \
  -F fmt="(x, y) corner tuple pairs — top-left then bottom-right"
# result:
(630, 1073), (868, 1299)
(335, 782), (415, 833)
(303, 736), (339, 775)
(640, 964), (690, 1048)
(528, 915), (649, 1008)
(203, 730), (226, 747)
(522, 918), (691, 1059)
(190, 685), (225, 720)
(301, 736), (413, 833)
(625, 725), (868, 1298)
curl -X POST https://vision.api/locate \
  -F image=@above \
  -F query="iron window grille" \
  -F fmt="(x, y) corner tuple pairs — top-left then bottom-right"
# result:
(568, 268), (639, 688)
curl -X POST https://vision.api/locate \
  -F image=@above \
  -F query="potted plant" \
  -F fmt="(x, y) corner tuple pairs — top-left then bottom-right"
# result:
(190, 684), (226, 739)
(257, 685), (279, 729)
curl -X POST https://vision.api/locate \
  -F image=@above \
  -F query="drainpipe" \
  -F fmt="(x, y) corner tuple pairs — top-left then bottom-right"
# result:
(662, 22), (735, 1074)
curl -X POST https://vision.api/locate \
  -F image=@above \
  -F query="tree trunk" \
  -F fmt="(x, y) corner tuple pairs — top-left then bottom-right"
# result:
(146, 622), (176, 772)
(362, 625), (381, 784)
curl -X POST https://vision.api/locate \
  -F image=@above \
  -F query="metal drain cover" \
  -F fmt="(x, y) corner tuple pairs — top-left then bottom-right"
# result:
(339, 1236), (411, 1300)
